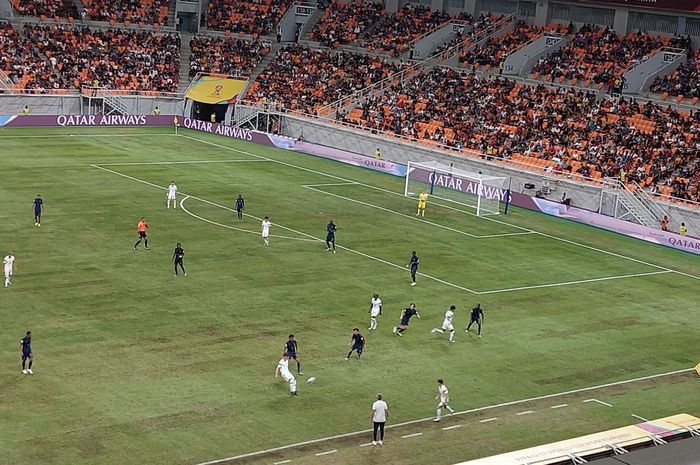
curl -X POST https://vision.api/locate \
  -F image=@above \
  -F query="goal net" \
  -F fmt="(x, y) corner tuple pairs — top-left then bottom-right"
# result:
(404, 161), (510, 216)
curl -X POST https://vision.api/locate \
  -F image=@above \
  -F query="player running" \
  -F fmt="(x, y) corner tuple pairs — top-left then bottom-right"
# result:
(4, 251), (15, 288)
(20, 331), (33, 374)
(235, 194), (245, 221)
(416, 190), (428, 217)
(431, 305), (456, 343)
(433, 379), (455, 421)
(465, 303), (484, 337)
(33, 194), (43, 226)
(284, 334), (303, 375)
(275, 353), (298, 396)
(173, 243), (186, 276)
(345, 328), (366, 360)
(393, 303), (420, 336)
(325, 219), (337, 253)
(406, 251), (419, 286)
(167, 181), (177, 209)
(133, 217), (149, 250)
(368, 293), (382, 330)
(261, 216), (271, 247)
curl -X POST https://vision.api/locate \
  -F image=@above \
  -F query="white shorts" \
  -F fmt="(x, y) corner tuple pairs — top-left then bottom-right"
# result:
(370, 311), (380, 318)
(167, 193), (176, 200)
(282, 373), (295, 383)
(438, 398), (450, 407)
(442, 322), (454, 332)
(4, 267), (12, 277)
(262, 232), (269, 238)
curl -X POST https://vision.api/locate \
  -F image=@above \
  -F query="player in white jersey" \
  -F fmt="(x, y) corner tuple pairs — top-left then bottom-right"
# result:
(166, 181), (178, 209)
(275, 353), (298, 395)
(4, 251), (15, 288)
(433, 378), (455, 421)
(368, 293), (382, 330)
(431, 305), (456, 343)
(261, 216), (271, 246)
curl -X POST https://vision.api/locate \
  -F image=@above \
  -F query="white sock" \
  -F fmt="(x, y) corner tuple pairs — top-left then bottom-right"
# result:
(449, 330), (455, 341)
(432, 328), (444, 333)
(436, 408), (441, 419)
(447, 405), (454, 413)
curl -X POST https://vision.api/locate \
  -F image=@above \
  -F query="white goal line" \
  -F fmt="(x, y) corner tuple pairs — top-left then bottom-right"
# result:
(191, 367), (695, 465)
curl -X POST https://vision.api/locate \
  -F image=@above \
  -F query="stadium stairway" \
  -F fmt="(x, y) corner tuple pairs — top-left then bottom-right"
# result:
(167, 0), (177, 27)
(177, 32), (194, 94)
(301, 5), (324, 42)
(70, 0), (86, 18)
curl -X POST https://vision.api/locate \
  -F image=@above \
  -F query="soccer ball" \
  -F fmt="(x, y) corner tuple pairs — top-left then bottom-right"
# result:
(307, 377), (317, 384)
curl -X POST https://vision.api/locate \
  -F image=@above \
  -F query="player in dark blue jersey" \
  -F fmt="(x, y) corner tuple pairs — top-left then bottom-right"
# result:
(235, 194), (245, 221)
(284, 334), (303, 374)
(33, 194), (43, 227)
(406, 251), (419, 286)
(20, 331), (33, 374)
(393, 303), (420, 336)
(326, 219), (337, 253)
(465, 303), (484, 337)
(345, 328), (365, 360)
(173, 243), (186, 276)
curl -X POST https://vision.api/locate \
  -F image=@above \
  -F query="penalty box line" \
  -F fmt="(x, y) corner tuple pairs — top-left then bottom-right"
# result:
(177, 134), (700, 283)
(302, 184), (531, 239)
(89, 164), (480, 295)
(192, 367), (696, 465)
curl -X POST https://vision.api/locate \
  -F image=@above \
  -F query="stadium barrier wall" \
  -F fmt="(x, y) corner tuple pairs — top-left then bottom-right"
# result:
(2, 114), (698, 255)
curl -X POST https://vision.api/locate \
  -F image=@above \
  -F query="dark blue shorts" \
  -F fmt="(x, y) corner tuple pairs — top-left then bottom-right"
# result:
(34, 209), (41, 216)
(22, 351), (32, 359)
(352, 344), (363, 353)
(400, 319), (410, 326)
(288, 352), (298, 360)
(326, 234), (335, 241)
(410, 267), (418, 273)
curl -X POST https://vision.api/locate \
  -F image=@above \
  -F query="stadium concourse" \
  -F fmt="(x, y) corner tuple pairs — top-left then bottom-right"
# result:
(2, 2), (700, 203)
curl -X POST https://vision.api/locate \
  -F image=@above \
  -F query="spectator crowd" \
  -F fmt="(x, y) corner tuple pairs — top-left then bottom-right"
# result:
(650, 48), (699, 102)
(81, 0), (170, 25)
(205, 0), (292, 37)
(24, 24), (180, 92)
(11, 0), (78, 20)
(312, 1), (384, 48)
(247, 44), (406, 114)
(189, 36), (270, 78)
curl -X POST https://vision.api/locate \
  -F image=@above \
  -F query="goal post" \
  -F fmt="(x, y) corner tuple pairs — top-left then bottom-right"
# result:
(404, 161), (511, 216)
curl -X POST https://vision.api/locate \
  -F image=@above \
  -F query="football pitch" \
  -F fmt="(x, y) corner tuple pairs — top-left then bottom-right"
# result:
(1, 126), (698, 465)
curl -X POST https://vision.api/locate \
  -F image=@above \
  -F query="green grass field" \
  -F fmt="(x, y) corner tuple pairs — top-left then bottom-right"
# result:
(0, 126), (698, 465)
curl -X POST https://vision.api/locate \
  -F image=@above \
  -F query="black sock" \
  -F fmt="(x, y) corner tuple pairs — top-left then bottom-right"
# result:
(297, 362), (301, 372)
(347, 351), (353, 358)
(144, 239), (148, 247)
(134, 240), (140, 248)
(28, 360), (32, 369)
(22, 360), (26, 369)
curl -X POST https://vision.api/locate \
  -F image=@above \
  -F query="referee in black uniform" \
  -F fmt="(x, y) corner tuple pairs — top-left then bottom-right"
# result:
(466, 303), (484, 337)
(173, 243), (186, 276)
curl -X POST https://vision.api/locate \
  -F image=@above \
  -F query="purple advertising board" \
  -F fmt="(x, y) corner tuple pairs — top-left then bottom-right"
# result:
(584, 0), (700, 11)
(0, 114), (179, 127)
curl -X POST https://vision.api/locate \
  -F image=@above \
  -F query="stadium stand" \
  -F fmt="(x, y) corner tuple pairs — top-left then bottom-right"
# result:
(0, 21), (69, 91)
(650, 48), (699, 103)
(11, 0), (79, 21)
(312, 1), (384, 48)
(81, 0), (170, 26)
(205, 0), (292, 37)
(336, 67), (699, 189)
(458, 20), (558, 70)
(247, 44), (406, 114)
(189, 36), (270, 78)
(531, 25), (683, 91)
(360, 4), (451, 56)
(24, 24), (181, 93)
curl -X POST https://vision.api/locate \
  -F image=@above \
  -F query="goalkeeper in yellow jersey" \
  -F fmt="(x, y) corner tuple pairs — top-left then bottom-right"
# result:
(416, 190), (428, 217)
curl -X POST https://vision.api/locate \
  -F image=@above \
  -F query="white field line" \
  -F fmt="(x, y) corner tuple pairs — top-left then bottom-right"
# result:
(178, 133), (700, 282)
(401, 433), (423, 439)
(442, 424), (463, 430)
(273, 461), (292, 465)
(179, 196), (317, 243)
(516, 410), (534, 416)
(314, 450), (337, 457)
(303, 185), (532, 239)
(631, 414), (649, 422)
(190, 367), (694, 465)
(550, 404), (568, 409)
(302, 182), (360, 188)
(0, 133), (178, 139)
(94, 160), (270, 166)
(583, 399), (613, 407)
(358, 443), (373, 448)
(476, 270), (673, 295)
(91, 164), (480, 294)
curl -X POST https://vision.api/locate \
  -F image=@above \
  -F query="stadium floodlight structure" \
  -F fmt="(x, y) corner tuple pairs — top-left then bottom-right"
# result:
(404, 161), (511, 216)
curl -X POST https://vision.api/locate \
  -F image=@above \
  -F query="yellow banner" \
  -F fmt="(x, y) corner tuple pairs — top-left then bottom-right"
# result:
(458, 414), (700, 465)
(185, 76), (247, 104)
